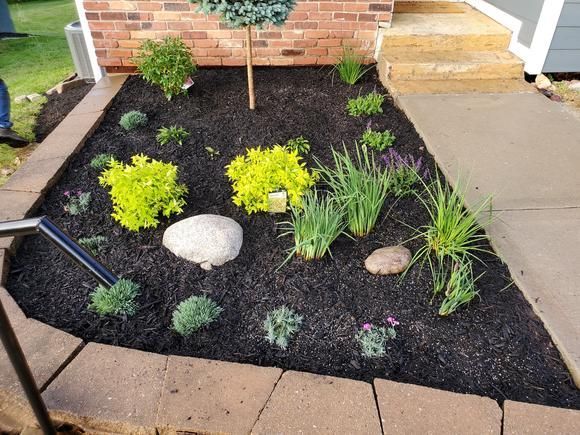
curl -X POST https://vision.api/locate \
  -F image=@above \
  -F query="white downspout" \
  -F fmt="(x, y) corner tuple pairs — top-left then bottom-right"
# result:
(74, 0), (103, 81)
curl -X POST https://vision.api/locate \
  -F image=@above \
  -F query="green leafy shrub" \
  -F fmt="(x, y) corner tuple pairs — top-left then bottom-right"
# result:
(280, 190), (348, 261)
(133, 36), (197, 100)
(99, 154), (188, 231)
(225, 145), (316, 214)
(335, 48), (370, 85)
(264, 306), (303, 350)
(285, 136), (310, 155)
(172, 295), (223, 337)
(64, 190), (91, 216)
(316, 144), (391, 237)
(361, 129), (395, 151)
(119, 110), (148, 131)
(90, 153), (115, 170)
(356, 319), (397, 358)
(439, 259), (481, 316)
(89, 279), (140, 316)
(347, 92), (384, 116)
(78, 235), (107, 256)
(156, 126), (190, 146)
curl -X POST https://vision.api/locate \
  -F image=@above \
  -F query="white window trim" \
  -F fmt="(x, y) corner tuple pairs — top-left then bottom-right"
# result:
(74, 0), (103, 81)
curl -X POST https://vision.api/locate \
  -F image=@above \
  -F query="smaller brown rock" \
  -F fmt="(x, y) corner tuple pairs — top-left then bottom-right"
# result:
(364, 246), (411, 275)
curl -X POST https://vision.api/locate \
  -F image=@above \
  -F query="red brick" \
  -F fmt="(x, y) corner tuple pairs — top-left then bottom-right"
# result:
(270, 40), (292, 48)
(345, 3), (369, 12)
(116, 22), (141, 30)
(309, 12), (332, 20)
(207, 48), (232, 57)
(281, 48), (304, 56)
(318, 38), (342, 47)
(137, 2), (163, 11)
(369, 3), (393, 12)
(358, 13), (378, 22)
(93, 39), (119, 48)
(100, 11), (127, 20)
(168, 21), (192, 30)
(270, 58), (293, 66)
(294, 21), (318, 30)
(89, 21), (116, 30)
(164, 2), (190, 11)
(305, 47), (328, 56)
(206, 30), (232, 39)
(219, 39), (243, 48)
(295, 3), (318, 12)
(107, 31), (131, 39)
(317, 56), (336, 65)
(191, 48), (208, 57)
(98, 58), (123, 66)
(293, 56), (319, 66)
(198, 57), (222, 66)
(252, 40), (268, 48)
(181, 12), (206, 20)
(108, 48), (133, 57)
(84, 1), (110, 11)
(91, 31), (104, 39)
(288, 12), (308, 21)
(334, 13), (357, 21)
(122, 57), (136, 66)
(222, 58), (246, 66)
(319, 2), (344, 12)
(194, 39), (218, 48)
(130, 30), (156, 39)
(183, 30), (208, 39)
(304, 30), (329, 39)
(85, 12), (99, 20)
(330, 30), (355, 38)
(191, 21), (219, 30)
(294, 39), (317, 48)
(118, 39), (143, 48)
(142, 21), (167, 30)
(259, 31), (282, 39)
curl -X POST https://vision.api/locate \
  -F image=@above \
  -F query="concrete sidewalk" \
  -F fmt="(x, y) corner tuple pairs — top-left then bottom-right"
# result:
(397, 92), (580, 385)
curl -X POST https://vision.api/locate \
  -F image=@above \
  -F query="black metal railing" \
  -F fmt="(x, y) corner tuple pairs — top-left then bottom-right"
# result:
(0, 216), (118, 434)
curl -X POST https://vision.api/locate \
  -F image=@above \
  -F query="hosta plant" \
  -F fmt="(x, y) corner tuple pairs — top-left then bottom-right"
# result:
(99, 154), (188, 231)
(226, 145), (316, 214)
(264, 306), (303, 350)
(285, 136), (310, 155)
(156, 126), (190, 146)
(119, 110), (148, 131)
(347, 92), (384, 116)
(133, 36), (197, 100)
(172, 295), (223, 337)
(89, 279), (140, 317)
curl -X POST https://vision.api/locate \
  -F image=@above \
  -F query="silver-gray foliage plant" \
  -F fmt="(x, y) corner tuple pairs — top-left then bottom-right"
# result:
(264, 306), (303, 350)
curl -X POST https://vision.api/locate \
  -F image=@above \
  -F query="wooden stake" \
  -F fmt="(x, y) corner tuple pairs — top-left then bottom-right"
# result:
(245, 25), (255, 110)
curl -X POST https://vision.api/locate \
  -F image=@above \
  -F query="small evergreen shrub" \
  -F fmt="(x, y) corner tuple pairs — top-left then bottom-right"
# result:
(172, 295), (223, 337)
(285, 136), (310, 155)
(119, 110), (148, 131)
(335, 48), (369, 85)
(63, 190), (91, 215)
(78, 235), (107, 256)
(347, 92), (384, 116)
(280, 190), (347, 261)
(90, 153), (115, 170)
(356, 318), (398, 358)
(89, 279), (140, 316)
(264, 306), (303, 350)
(225, 145), (316, 214)
(156, 126), (190, 146)
(99, 154), (188, 231)
(361, 129), (395, 151)
(133, 36), (197, 100)
(382, 149), (429, 198)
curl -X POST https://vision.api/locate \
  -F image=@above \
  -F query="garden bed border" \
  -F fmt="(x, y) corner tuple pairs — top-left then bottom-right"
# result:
(0, 75), (579, 433)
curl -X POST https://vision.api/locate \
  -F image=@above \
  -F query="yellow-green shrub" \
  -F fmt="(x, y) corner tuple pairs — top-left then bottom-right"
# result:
(225, 145), (316, 214)
(99, 154), (188, 231)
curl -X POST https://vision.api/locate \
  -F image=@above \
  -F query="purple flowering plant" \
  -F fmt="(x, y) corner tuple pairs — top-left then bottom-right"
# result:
(382, 148), (430, 198)
(356, 316), (399, 358)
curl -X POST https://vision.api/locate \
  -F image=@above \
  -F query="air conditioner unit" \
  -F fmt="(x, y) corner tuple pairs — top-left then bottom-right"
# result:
(64, 21), (94, 80)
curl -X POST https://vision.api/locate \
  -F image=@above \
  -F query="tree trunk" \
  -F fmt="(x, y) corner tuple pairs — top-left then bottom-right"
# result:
(245, 25), (256, 110)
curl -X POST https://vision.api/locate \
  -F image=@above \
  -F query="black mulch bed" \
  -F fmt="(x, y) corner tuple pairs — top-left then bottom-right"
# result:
(7, 68), (580, 409)
(35, 82), (93, 143)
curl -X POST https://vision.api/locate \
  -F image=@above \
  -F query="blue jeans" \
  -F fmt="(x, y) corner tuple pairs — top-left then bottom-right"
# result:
(0, 79), (13, 129)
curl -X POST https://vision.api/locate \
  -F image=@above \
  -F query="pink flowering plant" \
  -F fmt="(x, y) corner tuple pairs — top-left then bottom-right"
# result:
(63, 190), (91, 216)
(356, 316), (399, 358)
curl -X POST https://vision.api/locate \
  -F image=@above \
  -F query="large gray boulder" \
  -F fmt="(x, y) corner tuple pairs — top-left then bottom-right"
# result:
(163, 214), (243, 270)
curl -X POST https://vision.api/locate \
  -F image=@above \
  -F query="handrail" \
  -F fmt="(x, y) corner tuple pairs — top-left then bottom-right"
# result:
(0, 216), (119, 434)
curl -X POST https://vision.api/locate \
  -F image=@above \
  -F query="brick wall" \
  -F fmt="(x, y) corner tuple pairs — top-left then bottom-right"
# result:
(84, 0), (393, 72)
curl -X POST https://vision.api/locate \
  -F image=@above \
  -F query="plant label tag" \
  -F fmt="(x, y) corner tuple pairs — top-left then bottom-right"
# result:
(182, 76), (194, 90)
(268, 191), (287, 213)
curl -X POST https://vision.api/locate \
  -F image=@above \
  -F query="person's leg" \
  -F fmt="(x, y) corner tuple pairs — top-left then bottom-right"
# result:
(0, 79), (13, 129)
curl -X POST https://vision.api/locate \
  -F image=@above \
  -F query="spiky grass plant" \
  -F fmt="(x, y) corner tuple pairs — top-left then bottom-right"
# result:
(119, 110), (148, 131)
(172, 295), (223, 337)
(264, 306), (303, 350)
(316, 144), (391, 237)
(90, 153), (115, 171)
(280, 190), (348, 261)
(156, 126), (190, 145)
(347, 92), (384, 117)
(408, 175), (492, 296)
(335, 48), (370, 85)
(78, 235), (107, 256)
(89, 279), (140, 316)
(438, 259), (481, 316)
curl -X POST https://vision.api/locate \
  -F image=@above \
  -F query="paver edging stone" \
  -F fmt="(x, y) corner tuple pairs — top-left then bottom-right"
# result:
(503, 400), (580, 434)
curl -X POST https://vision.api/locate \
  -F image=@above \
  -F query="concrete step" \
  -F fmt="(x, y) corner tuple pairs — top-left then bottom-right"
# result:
(381, 9), (511, 51)
(383, 78), (534, 98)
(379, 49), (523, 81)
(395, 1), (469, 14)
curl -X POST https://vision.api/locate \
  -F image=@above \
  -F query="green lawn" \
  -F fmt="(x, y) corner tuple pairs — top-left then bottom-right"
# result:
(0, 0), (78, 184)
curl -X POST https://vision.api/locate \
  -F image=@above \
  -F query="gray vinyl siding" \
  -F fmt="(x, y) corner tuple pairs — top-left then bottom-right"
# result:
(544, 0), (580, 72)
(484, 0), (544, 47)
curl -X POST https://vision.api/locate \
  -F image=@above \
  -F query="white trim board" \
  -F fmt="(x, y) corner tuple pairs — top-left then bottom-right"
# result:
(74, 0), (103, 81)
(467, 0), (565, 74)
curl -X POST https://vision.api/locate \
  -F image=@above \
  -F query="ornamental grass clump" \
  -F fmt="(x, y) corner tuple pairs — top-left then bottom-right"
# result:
(119, 110), (148, 131)
(90, 153), (115, 171)
(64, 190), (91, 216)
(361, 128), (396, 151)
(356, 317), (398, 358)
(347, 92), (384, 116)
(382, 149), (429, 198)
(280, 190), (348, 262)
(78, 235), (107, 256)
(99, 154), (188, 231)
(264, 306), (303, 350)
(172, 295), (223, 337)
(438, 259), (481, 316)
(89, 279), (140, 317)
(335, 48), (370, 85)
(226, 145), (316, 214)
(156, 126), (190, 146)
(133, 36), (197, 100)
(316, 144), (391, 237)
